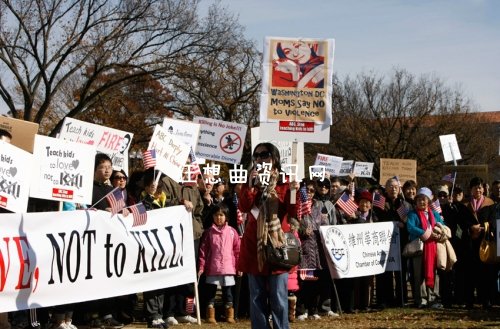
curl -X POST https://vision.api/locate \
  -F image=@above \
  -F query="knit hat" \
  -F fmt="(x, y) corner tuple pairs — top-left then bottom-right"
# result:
(416, 187), (433, 200)
(358, 190), (372, 202)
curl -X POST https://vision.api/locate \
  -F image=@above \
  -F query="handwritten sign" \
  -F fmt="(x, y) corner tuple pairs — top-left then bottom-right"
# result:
(30, 135), (95, 204)
(148, 125), (190, 181)
(0, 141), (32, 212)
(58, 118), (133, 172)
(353, 162), (374, 178)
(379, 158), (417, 186)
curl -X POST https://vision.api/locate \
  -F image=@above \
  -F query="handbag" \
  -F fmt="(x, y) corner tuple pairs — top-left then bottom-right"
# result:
(479, 222), (500, 264)
(266, 232), (301, 270)
(402, 238), (423, 258)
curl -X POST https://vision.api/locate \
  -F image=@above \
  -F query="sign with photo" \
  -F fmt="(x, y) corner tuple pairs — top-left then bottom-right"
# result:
(339, 160), (354, 176)
(30, 135), (95, 204)
(162, 117), (201, 150)
(0, 141), (33, 212)
(58, 118), (133, 172)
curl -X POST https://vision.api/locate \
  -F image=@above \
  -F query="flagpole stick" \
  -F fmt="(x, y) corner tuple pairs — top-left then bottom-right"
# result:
(194, 274), (201, 325)
(290, 141), (298, 204)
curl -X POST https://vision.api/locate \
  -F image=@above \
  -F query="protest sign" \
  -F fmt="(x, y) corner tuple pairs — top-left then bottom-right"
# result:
(0, 116), (39, 153)
(148, 125), (190, 181)
(58, 118), (133, 172)
(339, 160), (354, 176)
(260, 37), (335, 125)
(0, 141), (33, 212)
(353, 162), (374, 178)
(0, 206), (195, 312)
(30, 135), (95, 204)
(379, 158), (417, 186)
(258, 121), (331, 144)
(439, 134), (462, 163)
(313, 153), (343, 177)
(163, 117), (201, 150)
(320, 222), (401, 279)
(193, 117), (247, 164)
(251, 127), (305, 181)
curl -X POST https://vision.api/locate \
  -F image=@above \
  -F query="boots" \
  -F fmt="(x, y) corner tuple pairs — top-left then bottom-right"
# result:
(206, 305), (216, 324)
(225, 306), (235, 324)
(288, 295), (297, 322)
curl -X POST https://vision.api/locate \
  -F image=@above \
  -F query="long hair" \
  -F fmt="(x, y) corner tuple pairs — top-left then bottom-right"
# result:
(253, 142), (282, 173)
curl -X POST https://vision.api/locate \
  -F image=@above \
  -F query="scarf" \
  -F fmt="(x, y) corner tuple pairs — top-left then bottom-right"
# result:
(256, 172), (285, 272)
(417, 208), (437, 289)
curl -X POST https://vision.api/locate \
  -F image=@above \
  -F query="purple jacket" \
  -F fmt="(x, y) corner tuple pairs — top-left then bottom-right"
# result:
(199, 223), (240, 276)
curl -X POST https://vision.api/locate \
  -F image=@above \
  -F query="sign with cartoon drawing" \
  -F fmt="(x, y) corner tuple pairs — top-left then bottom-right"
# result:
(260, 37), (335, 125)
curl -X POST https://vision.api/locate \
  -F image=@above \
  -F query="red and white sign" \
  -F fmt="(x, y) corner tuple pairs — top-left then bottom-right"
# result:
(278, 121), (314, 133)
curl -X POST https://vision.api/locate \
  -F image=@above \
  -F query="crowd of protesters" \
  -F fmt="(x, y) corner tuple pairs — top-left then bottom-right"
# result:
(2, 134), (500, 329)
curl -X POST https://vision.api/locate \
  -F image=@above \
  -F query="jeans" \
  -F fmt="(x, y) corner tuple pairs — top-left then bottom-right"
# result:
(248, 273), (289, 329)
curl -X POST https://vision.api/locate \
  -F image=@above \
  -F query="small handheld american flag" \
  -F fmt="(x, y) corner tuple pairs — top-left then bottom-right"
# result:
(189, 147), (202, 177)
(430, 199), (442, 214)
(372, 192), (386, 210)
(130, 202), (147, 227)
(142, 149), (157, 170)
(442, 172), (456, 184)
(336, 192), (358, 217)
(297, 185), (312, 220)
(106, 187), (126, 215)
(397, 203), (408, 220)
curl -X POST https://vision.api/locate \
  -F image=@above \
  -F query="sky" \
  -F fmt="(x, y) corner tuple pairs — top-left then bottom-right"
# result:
(203, 0), (500, 112)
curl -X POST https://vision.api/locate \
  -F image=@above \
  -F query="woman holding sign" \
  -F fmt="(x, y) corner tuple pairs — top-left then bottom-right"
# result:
(237, 143), (297, 329)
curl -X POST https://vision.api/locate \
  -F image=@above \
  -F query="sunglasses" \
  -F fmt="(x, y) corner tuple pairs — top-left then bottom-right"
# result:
(252, 151), (272, 160)
(113, 176), (127, 181)
(307, 188), (316, 193)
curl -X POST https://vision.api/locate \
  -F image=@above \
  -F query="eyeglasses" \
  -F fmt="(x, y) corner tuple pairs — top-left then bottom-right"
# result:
(113, 176), (127, 181)
(252, 151), (272, 160)
(307, 188), (316, 193)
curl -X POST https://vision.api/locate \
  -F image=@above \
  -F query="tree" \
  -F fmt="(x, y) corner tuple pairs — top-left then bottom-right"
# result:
(311, 69), (494, 186)
(0, 0), (246, 136)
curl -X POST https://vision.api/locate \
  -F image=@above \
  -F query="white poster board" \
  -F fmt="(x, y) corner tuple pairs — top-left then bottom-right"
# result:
(439, 134), (462, 162)
(339, 160), (354, 176)
(59, 118), (133, 172)
(313, 153), (343, 177)
(0, 141), (33, 212)
(30, 135), (95, 204)
(148, 125), (190, 181)
(353, 162), (374, 178)
(251, 127), (305, 181)
(162, 117), (201, 150)
(193, 117), (247, 164)
(320, 222), (401, 279)
(0, 206), (195, 312)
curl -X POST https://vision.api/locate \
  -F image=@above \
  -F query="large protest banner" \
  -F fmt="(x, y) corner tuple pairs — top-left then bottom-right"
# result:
(58, 118), (133, 172)
(29, 135), (95, 204)
(0, 206), (195, 312)
(320, 222), (401, 279)
(0, 141), (33, 212)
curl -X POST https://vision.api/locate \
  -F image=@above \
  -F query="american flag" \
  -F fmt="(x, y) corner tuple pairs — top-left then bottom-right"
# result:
(142, 149), (157, 170)
(233, 192), (244, 225)
(297, 185), (312, 220)
(430, 199), (442, 214)
(442, 172), (456, 184)
(336, 192), (358, 217)
(372, 192), (386, 210)
(189, 147), (202, 178)
(396, 203), (408, 220)
(105, 187), (126, 215)
(130, 202), (148, 227)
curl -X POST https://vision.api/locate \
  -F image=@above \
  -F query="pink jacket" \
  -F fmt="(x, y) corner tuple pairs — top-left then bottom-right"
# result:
(199, 223), (240, 276)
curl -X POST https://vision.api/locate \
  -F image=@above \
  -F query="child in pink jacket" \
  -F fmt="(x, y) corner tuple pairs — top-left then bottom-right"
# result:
(198, 203), (241, 324)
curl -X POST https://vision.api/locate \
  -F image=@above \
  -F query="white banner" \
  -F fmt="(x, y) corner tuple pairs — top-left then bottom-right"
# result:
(162, 118), (201, 151)
(0, 141), (33, 212)
(193, 117), (247, 164)
(439, 134), (462, 162)
(30, 135), (95, 204)
(148, 125), (190, 181)
(59, 118), (133, 172)
(0, 206), (195, 312)
(320, 222), (401, 279)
